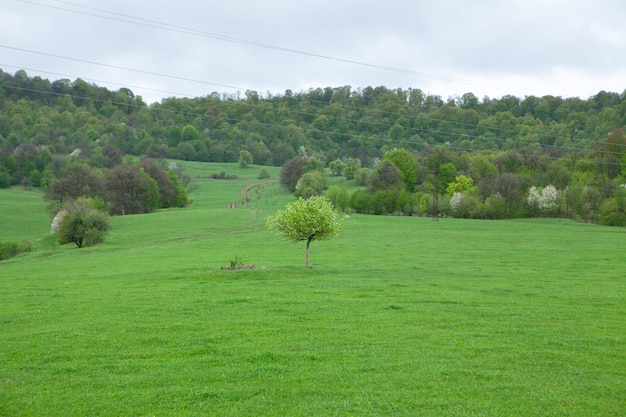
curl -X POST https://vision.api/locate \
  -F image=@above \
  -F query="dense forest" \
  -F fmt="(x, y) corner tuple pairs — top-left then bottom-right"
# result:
(1, 69), (625, 225)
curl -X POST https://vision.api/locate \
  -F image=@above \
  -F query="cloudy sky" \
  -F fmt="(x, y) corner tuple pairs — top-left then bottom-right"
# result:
(2, 0), (626, 104)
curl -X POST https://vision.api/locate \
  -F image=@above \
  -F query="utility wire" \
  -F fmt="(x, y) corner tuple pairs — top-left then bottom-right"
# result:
(2, 83), (624, 163)
(15, 0), (531, 96)
(0, 63), (198, 99)
(0, 45), (243, 92)
(2, 53), (625, 154)
(1, 50), (612, 154)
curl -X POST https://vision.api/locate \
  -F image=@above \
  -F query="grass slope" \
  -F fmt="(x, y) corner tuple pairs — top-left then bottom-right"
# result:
(1, 163), (625, 416)
(0, 187), (51, 242)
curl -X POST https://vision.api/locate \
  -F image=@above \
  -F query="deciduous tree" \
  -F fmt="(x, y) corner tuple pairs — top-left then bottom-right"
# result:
(56, 199), (110, 248)
(266, 196), (347, 267)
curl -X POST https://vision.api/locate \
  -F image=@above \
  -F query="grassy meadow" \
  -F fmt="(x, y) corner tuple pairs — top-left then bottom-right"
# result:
(1, 162), (625, 416)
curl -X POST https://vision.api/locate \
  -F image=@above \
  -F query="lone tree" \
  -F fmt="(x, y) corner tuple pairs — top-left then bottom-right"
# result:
(56, 200), (110, 248)
(266, 195), (347, 268)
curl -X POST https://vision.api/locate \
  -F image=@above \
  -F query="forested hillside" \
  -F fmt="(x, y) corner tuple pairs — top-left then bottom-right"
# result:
(1, 69), (625, 225)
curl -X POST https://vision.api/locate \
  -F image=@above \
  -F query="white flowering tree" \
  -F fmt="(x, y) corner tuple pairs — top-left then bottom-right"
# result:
(450, 191), (464, 215)
(540, 185), (559, 211)
(528, 186), (542, 216)
(528, 185), (559, 216)
(266, 195), (347, 268)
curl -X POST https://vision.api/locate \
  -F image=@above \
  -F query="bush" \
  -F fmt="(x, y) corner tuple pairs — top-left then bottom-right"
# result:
(57, 201), (110, 248)
(326, 185), (349, 212)
(349, 189), (370, 214)
(258, 169), (270, 179)
(450, 192), (480, 218)
(328, 159), (346, 176)
(353, 168), (370, 186)
(484, 194), (508, 219)
(211, 171), (237, 180)
(295, 171), (326, 199)
(0, 241), (32, 261)
(599, 199), (626, 226)
(343, 158), (362, 180)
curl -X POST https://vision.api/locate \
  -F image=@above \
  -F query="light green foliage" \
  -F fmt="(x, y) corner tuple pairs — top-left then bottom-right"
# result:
(326, 185), (349, 212)
(266, 195), (346, 267)
(181, 125), (200, 142)
(353, 167), (369, 186)
(328, 159), (346, 176)
(238, 150), (253, 168)
(342, 158), (361, 180)
(302, 157), (325, 174)
(446, 175), (476, 195)
(166, 170), (190, 207)
(258, 168), (270, 179)
(294, 170), (326, 199)
(384, 148), (418, 191)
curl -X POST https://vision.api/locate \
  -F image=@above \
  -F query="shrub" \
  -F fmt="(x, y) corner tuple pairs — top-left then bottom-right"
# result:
(258, 169), (270, 179)
(353, 168), (370, 186)
(328, 159), (346, 176)
(238, 150), (253, 168)
(295, 171), (326, 199)
(326, 185), (349, 212)
(342, 158), (361, 180)
(599, 194), (626, 226)
(57, 201), (110, 248)
(450, 192), (485, 218)
(0, 241), (32, 261)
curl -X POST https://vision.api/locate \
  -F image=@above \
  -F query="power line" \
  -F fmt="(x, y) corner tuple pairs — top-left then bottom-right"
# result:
(0, 45), (243, 92)
(2, 83), (624, 164)
(3, 56), (625, 155)
(4, 33), (621, 153)
(16, 0), (532, 96)
(0, 63), (198, 99)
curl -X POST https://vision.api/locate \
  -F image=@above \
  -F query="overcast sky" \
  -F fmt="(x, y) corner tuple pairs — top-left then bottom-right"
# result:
(3, 0), (626, 104)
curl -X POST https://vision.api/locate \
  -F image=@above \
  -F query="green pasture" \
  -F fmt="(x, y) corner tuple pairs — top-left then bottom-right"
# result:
(1, 163), (625, 416)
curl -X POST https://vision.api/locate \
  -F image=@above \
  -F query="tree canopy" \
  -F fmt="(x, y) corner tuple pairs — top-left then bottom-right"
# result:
(1, 69), (625, 225)
(266, 196), (347, 267)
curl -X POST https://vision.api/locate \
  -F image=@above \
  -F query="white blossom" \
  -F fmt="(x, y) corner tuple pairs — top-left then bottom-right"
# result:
(528, 186), (541, 211)
(50, 209), (68, 234)
(528, 185), (559, 213)
(539, 185), (558, 210)
(450, 192), (464, 211)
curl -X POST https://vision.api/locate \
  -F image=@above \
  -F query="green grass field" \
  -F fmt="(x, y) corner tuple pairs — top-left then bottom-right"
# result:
(1, 162), (625, 416)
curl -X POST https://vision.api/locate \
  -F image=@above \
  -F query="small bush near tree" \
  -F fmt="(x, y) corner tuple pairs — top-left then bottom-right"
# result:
(295, 171), (326, 199)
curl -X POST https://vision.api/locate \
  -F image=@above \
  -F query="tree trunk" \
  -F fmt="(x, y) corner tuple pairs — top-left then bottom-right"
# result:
(306, 237), (312, 268)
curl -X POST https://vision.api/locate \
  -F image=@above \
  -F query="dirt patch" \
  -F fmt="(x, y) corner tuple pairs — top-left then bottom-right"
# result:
(226, 181), (272, 208)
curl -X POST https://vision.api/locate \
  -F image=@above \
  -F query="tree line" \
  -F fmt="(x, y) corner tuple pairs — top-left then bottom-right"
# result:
(284, 145), (625, 226)
(1, 69), (625, 225)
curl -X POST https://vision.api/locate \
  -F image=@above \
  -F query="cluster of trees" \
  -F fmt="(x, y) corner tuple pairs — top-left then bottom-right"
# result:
(41, 157), (191, 248)
(45, 158), (190, 216)
(281, 141), (626, 226)
(1, 69), (625, 226)
(2, 69), (626, 177)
